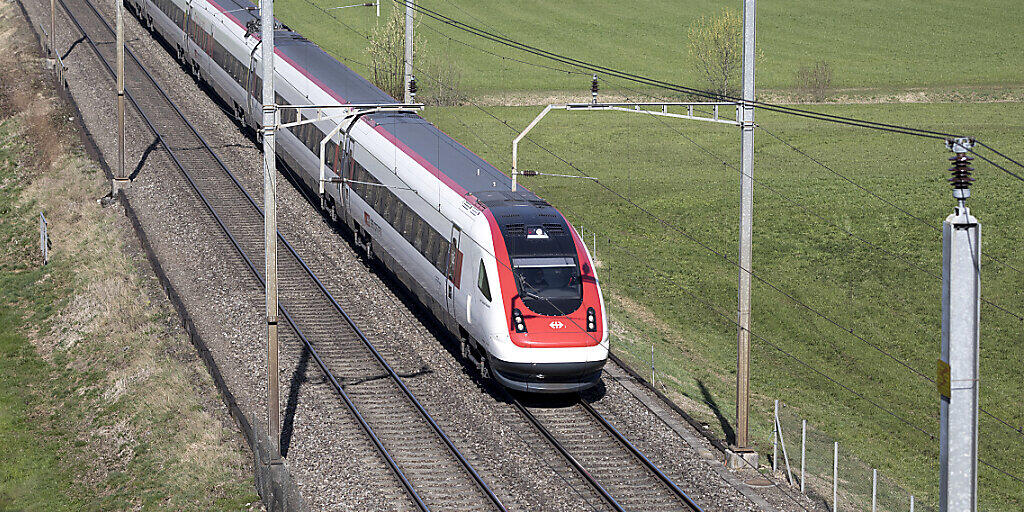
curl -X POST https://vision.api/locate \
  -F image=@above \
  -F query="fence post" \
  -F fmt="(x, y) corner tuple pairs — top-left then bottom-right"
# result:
(800, 419), (806, 493)
(777, 407), (794, 485)
(772, 400), (779, 473)
(910, 495), (915, 512)
(593, 232), (597, 261)
(833, 441), (839, 511)
(872, 468), (877, 512)
(39, 212), (48, 265)
(651, 344), (655, 384)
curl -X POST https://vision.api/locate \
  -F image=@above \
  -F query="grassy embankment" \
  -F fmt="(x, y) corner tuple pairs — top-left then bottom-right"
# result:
(276, 1), (1024, 509)
(278, 0), (1024, 98)
(0, 1), (258, 508)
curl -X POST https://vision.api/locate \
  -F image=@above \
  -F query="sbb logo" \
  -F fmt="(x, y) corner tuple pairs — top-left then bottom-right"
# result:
(549, 321), (565, 329)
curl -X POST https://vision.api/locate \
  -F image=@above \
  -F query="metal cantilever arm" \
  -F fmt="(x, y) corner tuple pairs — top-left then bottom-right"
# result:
(314, 105), (423, 198)
(511, 101), (741, 191)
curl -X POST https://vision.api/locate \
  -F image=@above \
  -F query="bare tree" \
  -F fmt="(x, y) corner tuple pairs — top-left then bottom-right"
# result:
(367, 8), (407, 100)
(366, 9), (465, 105)
(795, 61), (833, 102)
(688, 9), (742, 99)
(423, 51), (467, 106)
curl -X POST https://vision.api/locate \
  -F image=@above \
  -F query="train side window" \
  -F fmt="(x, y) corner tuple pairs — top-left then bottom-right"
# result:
(362, 174), (376, 205)
(477, 260), (491, 302)
(379, 189), (394, 221)
(422, 231), (436, 266)
(435, 238), (451, 273)
(402, 205), (416, 241)
(411, 216), (425, 252)
(392, 201), (405, 232)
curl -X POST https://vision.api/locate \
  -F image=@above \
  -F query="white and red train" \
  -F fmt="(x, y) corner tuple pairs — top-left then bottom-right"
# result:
(129, 0), (608, 392)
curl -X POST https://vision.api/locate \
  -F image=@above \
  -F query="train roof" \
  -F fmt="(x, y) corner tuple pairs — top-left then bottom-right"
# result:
(215, 0), (549, 200)
(212, 0), (574, 249)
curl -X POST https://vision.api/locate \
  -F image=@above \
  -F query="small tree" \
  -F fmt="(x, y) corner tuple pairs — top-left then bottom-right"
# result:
(688, 9), (743, 99)
(367, 8), (409, 100)
(423, 59), (466, 106)
(795, 61), (833, 102)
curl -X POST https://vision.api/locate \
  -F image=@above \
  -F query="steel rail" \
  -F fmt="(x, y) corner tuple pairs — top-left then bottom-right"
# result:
(579, 400), (705, 512)
(54, 1), (429, 509)
(509, 397), (626, 512)
(511, 393), (702, 512)
(55, 0), (504, 509)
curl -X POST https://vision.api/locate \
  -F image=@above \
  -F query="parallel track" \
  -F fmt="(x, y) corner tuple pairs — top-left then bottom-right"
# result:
(512, 394), (704, 512)
(55, 0), (504, 509)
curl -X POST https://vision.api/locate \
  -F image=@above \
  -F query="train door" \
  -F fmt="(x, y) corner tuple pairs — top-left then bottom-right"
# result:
(180, 1), (191, 59)
(339, 138), (352, 215)
(244, 50), (259, 128)
(445, 226), (463, 322)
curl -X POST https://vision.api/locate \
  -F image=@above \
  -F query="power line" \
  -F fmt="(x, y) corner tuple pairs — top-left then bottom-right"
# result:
(969, 145), (1024, 183)
(287, 0), (1024, 488)
(412, 7), (587, 77)
(975, 140), (1024, 176)
(757, 126), (1024, 279)
(407, 61), (1024, 440)
(565, 223), (1024, 486)
(387, 0), (972, 140)
(396, 0), (1024, 181)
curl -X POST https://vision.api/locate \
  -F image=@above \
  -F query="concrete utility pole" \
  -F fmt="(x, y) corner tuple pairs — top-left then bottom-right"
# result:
(403, 0), (413, 103)
(112, 0), (128, 194)
(260, 0), (281, 464)
(734, 0), (756, 458)
(940, 138), (980, 512)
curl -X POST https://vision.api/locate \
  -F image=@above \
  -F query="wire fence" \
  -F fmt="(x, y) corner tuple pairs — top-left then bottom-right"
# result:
(773, 400), (929, 512)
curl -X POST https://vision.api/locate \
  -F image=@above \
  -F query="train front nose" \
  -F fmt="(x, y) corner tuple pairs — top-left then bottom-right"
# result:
(489, 357), (606, 393)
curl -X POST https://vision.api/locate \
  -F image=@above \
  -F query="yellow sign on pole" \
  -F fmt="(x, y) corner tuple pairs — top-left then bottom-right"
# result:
(937, 359), (951, 399)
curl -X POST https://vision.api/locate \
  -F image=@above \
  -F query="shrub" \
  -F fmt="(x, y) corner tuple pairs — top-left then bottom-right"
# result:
(423, 56), (466, 106)
(795, 61), (833, 101)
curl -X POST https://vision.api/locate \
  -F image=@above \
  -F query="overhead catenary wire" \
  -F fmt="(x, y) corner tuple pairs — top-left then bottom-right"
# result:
(384, 26), (1024, 442)
(565, 222), (1024, 487)
(388, 1), (964, 138)
(589, 85), (1024, 322)
(297, 0), (1024, 467)
(393, 0), (1024, 181)
(757, 125), (1024, 278)
(385, 1), (1024, 444)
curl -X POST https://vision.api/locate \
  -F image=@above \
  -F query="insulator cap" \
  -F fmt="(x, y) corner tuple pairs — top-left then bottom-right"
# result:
(408, 76), (418, 94)
(948, 154), (975, 191)
(591, 74), (599, 94)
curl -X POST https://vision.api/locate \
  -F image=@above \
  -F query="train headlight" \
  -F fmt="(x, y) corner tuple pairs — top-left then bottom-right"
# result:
(587, 307), (597, 332)
(512, 308), (527, 333)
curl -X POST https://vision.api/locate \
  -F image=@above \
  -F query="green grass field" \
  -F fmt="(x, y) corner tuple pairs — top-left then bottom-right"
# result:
(0, 113), (257, 511)
(273, 1), (1024, 509)
(277, 0), (1024, 95)
(425, 103), (1024, 509)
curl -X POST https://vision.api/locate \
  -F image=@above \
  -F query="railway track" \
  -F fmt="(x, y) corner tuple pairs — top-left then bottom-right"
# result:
(511, 393), (704, 512)
(53, 0), (505, 509)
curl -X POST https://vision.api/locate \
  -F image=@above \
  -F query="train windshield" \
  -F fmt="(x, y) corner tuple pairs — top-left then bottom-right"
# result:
(512, 257), (583, 316)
